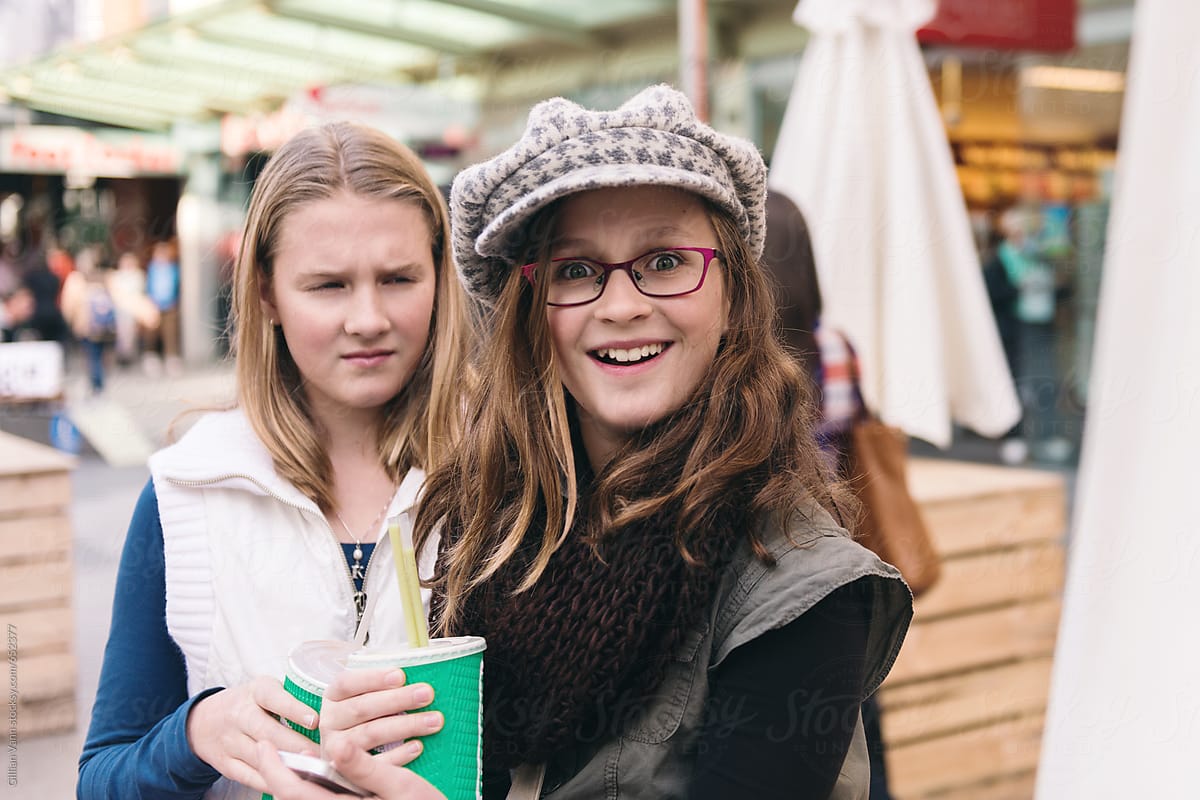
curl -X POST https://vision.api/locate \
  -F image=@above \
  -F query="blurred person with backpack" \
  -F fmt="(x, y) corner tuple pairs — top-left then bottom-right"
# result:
(62, 246), (118, 394)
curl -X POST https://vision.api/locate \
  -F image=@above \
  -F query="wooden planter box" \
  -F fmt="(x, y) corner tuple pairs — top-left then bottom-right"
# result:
(0, 431), (77, 738)
(880, 458), (1067, 800)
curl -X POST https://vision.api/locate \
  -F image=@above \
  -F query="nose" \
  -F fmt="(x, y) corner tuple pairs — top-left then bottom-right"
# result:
(344, 285), (391, 337)
(593, 268), (652, 323)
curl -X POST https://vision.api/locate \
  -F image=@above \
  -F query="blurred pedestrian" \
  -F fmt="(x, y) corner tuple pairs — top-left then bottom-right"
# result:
(46, 239), (75, 305)
(993, 207), (1058, 462)
(61, 247), (117, 394)
(13, 250), (69, 344)
(1, 286), (34, 341)
(144, 239), (182, 376)
(109, 250), (160, 365)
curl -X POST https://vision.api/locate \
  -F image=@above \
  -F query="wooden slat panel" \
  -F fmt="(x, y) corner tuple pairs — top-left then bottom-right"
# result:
(886, 599), (1061, 686)
(920, 488), (1066, 558)
(915, 544), (1065, 619)
(0, 513), (72, 563)
(887, 714), (1044, 799)
(1, 605), (72, 654)
(908, 458), (1063, 503)
(0, 472), (72, 516)
(0, 431), (77, 476)
(920, 771), (1037, 800)
(878, 658), (1054, 745)
(0, 559), (71, 610)
(16, 695), (76, 738)
(16, 650), (75, 701)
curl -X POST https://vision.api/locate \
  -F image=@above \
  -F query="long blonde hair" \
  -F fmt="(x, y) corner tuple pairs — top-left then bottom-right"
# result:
(417, 200), (848, 629)
(231, 122), (473, 510)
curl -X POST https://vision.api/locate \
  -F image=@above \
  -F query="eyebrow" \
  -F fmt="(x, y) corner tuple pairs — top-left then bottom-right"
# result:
(296, 263), (423, 279)
(550, 225), (694, 254)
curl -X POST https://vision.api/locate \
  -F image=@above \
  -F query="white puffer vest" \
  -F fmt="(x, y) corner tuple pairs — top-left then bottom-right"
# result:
(148, 409), (437, 800)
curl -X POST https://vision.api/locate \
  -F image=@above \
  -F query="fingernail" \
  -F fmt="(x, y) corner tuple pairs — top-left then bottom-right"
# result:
(424, 711), (444, 732)
(304, 712), (317, 729)
(387, 669), (407, 687)
(413, 684), (434, 704)
(405, 739), (424, 758)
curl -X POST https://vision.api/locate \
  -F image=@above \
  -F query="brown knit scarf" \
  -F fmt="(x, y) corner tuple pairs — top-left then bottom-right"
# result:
(434, 489), (744, 775)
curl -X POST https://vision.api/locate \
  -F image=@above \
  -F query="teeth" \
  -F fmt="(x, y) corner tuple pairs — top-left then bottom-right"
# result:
(596, 343), (665, 363)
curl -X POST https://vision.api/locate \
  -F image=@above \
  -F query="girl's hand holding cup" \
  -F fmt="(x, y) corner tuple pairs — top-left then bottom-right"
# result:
(318, 667), (443, 767)
(186, 676), (322, 792)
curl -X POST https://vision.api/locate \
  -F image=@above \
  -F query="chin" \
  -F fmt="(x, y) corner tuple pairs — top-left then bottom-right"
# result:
(607, 410), (673, 434)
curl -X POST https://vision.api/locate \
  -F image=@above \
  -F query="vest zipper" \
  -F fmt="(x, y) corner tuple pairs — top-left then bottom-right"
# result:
(356, 530), (387, 645)
(165, 474), (365, 639)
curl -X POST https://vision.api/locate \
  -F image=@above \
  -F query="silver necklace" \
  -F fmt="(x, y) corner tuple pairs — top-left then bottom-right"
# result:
(333, 487), (395, 622)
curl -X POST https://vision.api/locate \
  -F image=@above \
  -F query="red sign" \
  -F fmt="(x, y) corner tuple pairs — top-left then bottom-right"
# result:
(918, 0), (1076, 53)
(0, 127), (182, 176)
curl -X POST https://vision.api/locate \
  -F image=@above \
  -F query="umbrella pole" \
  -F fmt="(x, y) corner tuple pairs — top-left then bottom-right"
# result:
(678, 0), (709, 122)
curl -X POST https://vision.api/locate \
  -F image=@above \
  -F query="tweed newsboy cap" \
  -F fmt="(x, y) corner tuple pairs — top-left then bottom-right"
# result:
(449, 84), (768, 303)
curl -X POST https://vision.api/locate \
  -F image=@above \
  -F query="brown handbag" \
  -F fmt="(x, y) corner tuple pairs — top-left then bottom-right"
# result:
(847, 418), (942, 597)
(840, 333), (942, 598)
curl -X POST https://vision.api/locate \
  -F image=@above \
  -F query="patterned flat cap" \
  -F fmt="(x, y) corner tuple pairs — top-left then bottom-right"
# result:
(450, 84), (768, 303)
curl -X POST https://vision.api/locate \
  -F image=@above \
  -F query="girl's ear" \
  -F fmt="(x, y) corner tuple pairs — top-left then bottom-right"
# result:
(259, 275), (278, 325)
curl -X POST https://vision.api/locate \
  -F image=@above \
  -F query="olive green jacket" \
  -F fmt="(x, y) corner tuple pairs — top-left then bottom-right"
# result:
(537, 506), (913, 800)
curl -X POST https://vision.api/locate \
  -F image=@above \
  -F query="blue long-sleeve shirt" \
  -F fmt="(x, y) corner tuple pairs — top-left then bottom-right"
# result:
(77, 481), (223, 799)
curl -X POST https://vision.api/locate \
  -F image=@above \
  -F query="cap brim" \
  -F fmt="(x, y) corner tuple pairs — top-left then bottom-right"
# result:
(474, 164), (747, 266)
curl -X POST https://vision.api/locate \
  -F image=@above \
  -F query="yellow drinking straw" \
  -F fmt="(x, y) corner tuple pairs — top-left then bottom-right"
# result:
(388, 514), (429, 647)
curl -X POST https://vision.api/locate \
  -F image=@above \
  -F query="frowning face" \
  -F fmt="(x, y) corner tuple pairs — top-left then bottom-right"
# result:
(263, 190), (436, 430)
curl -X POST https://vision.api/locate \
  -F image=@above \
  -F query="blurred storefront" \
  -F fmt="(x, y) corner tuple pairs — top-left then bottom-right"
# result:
(748, 0), (1130, 465)
(0, 125), (184, 257)
(1, 1), (1133, 445)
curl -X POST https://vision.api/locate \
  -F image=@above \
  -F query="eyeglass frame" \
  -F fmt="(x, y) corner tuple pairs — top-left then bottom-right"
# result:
(519, 246), (724, 308)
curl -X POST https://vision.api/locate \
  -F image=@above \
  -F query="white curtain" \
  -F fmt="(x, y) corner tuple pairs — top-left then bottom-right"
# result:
(768, 0), (1019, 447)
(1036, 0), (1200, 794)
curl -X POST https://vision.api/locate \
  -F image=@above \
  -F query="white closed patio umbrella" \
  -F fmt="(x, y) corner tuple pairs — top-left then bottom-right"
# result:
(1036, 0), (1200, 793)
(768, 0), (1019, 447)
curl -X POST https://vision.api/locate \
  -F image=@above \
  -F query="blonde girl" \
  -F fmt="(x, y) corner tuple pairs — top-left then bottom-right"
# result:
(79, 122), (471, 800)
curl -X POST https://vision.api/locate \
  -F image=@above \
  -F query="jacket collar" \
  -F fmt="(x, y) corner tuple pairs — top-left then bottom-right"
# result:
(149, 408), (426, 518)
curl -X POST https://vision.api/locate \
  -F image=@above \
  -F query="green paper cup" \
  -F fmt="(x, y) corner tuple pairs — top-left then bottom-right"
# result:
(283, 637), (486, 800)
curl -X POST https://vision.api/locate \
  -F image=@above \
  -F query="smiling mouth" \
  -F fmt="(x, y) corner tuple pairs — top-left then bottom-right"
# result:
(589, 342), (670, 365)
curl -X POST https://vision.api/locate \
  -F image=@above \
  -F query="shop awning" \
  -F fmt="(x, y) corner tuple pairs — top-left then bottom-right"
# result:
(0, 0), (682, 130)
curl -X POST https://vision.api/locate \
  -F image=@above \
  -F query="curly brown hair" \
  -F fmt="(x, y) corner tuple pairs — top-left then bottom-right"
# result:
(415, 199), (849, 629)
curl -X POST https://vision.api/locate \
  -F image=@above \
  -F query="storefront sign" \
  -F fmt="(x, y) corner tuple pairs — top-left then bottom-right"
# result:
(918, 0), (1076, 52)
(0, 126), (183, 177)
(0, 341), (64, 401)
